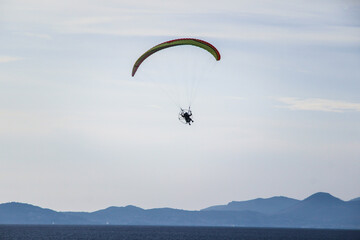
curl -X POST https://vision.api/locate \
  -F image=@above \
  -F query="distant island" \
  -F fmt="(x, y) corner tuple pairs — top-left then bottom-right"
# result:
(1, 192), (359, 229)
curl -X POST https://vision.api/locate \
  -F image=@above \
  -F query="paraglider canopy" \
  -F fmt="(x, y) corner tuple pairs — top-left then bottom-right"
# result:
(131, 38), (221, 77)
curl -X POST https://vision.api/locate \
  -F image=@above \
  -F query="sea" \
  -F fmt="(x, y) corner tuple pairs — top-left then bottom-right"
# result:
(0, 225), (359, 240)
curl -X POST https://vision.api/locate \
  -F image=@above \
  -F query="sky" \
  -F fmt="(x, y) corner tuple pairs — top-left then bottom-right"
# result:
(1, 0), (360, 212)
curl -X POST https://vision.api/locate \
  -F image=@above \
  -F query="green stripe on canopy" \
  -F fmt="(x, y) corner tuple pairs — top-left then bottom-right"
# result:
(132, 38), (221, 77)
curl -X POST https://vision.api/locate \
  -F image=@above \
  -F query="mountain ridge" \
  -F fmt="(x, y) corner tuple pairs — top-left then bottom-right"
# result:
(1, 192), (359, 229)
(202, 196), (299, 214)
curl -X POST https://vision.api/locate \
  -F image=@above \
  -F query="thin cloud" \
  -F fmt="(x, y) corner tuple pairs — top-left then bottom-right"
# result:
(148, 104), (162, 109)
(57, 15), (360, 45)
(8, 1), (355, 45)
(276, 97), (360, 112)
(0, 56), (23, 63)
(13, 32), (52, 40)
(225, 96), (244, 101)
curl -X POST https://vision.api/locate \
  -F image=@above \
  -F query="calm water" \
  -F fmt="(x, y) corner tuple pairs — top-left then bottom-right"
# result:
(0, 225), (359, 240)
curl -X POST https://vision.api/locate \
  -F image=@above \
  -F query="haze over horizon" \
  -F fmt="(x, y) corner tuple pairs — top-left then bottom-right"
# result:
(1, 0), (359, 212)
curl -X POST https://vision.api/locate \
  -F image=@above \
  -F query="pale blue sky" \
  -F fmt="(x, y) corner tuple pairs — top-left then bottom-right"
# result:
(1, 0), (359, 211)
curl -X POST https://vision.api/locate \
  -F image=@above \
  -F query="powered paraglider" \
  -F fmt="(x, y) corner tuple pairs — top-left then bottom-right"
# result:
(131, 38), (221, 125)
